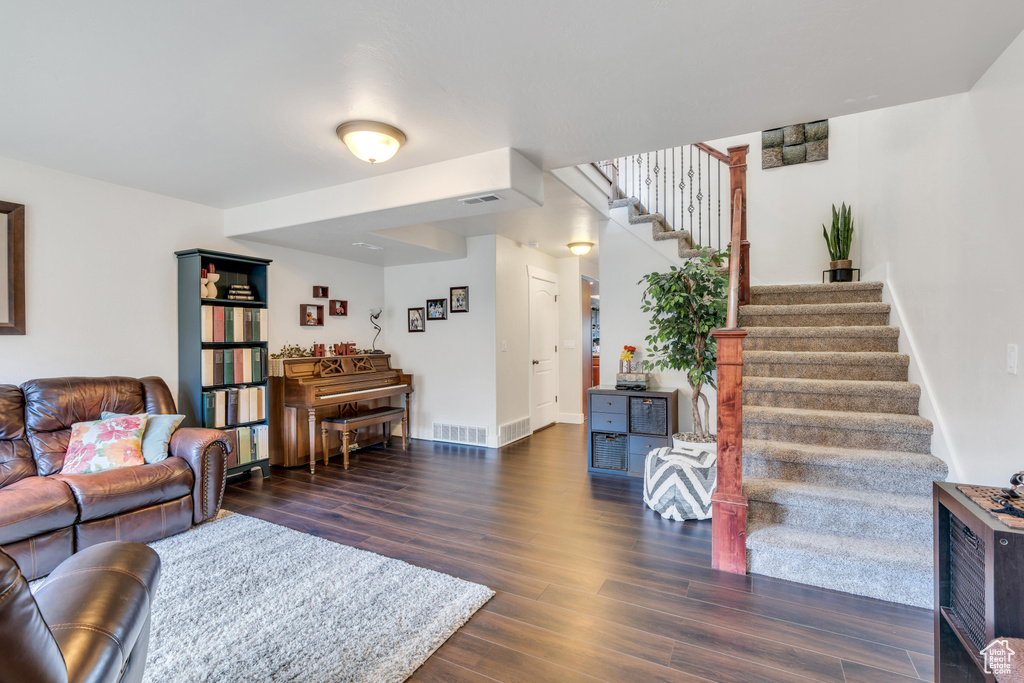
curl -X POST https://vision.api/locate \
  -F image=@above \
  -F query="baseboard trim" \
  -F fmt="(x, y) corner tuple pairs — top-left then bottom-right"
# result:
(559, 413), (585, 425)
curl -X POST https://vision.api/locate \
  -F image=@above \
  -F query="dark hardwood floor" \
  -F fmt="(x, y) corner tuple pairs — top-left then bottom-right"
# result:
(222, 424), (935, 682)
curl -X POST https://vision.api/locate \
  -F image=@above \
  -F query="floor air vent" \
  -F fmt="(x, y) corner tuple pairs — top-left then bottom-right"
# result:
(498, 417), (531, 446)
(432, 422), (488, 446)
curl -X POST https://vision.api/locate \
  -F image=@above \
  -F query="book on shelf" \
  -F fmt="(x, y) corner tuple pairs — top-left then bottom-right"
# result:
(224, 307), (234, 342)
(215, 390), (226, 428)
(226, 388), (239, 425)
(243, 309), (252, 342)
(252, 349), (261, 386)
(223, 349), (234, 384)
(213, 350), (224, 386)
(213, 306), (224, 342)
(201, 306), (214, 343)
(233, 351), (243, 385)
(233, 309), (244, 343)
(201, 349), (214, 386)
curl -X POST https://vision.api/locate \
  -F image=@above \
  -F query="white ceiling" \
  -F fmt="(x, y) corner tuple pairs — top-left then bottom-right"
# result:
(1, 1), (1022, 210)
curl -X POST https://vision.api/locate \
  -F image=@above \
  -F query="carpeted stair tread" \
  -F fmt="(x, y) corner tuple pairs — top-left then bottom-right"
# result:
(745, 521), (933, 608)
(652, 227), (688, 242)
(744, 405), (932, 452)
(750, 282), (883, 306)
(743, 438), (945, 476)
(744, 377), (920, 414)
(744, 477), (932, 518)
(744, 350), (909, 381)
(743, 326), (899, 353)
(628, 210), (664, 225)
(739, 302), (891, 327)
(743, 439), (947, 492)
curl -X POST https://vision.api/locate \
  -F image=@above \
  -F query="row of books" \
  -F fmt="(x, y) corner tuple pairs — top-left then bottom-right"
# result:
(202, 386), (266, 427)
(201, 347), (268, 387)
(231, 425), (269, 465)
(201, 306), (268, 343)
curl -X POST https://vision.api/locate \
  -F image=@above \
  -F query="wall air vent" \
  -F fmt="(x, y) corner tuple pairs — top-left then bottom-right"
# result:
(432, 422), (488, 446)
(457, 194), (501, 206)
(498, 417), (531, 447)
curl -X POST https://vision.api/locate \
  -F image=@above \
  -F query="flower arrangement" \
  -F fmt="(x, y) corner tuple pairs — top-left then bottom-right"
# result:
(620, 345), (637, 373)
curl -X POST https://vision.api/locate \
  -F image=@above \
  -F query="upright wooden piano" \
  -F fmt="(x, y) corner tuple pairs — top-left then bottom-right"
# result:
(268, 354), (413, 469)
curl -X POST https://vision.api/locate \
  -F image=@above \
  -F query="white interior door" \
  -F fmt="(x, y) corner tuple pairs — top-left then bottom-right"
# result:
(530, 272), (559, 430)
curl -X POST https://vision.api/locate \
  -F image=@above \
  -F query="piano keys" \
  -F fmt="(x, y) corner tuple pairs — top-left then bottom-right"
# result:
(268, 354), (413, 468)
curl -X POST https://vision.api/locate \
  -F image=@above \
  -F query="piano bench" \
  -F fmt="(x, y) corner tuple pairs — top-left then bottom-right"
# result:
(320, 406), (408, 470)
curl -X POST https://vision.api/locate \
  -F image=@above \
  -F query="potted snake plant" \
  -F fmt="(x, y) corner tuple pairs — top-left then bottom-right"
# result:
(823, 203), (854, 282)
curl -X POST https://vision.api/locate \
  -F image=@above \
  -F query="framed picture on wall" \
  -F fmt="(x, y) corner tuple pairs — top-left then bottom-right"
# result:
(408, 307), (425, 332)
(426, 298), (447, 320)
(450, 286), (469, 313)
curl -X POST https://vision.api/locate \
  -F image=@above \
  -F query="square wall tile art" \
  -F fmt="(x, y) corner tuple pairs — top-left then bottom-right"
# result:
(762, 120), (828, 169)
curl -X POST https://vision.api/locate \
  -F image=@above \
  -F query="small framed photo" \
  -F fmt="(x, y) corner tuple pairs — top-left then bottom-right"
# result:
(450, 286), (469, 313)
(426, 298), (447, 320)
(329, 299), (347, 316)
(312, 286), (329, 298)
(408, 307), (425, 332)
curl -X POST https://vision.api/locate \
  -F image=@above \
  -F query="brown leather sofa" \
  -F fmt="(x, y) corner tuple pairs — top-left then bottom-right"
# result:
(0, 376), (228, 580)
(0, 541), (160, 683)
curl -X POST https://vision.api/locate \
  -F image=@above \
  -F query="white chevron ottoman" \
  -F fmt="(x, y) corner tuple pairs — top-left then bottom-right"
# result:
(643, 446), (717, 521)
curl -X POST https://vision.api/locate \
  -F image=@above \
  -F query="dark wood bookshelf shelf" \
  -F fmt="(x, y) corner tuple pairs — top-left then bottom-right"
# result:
(201, 341), (268, 348)
(201, 298), (267, 308)
(177, 248), (272, 481)
(201, 381), (268, 391)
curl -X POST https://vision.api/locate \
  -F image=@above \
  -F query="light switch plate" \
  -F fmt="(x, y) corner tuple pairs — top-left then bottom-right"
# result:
(500, 340), (508, 352)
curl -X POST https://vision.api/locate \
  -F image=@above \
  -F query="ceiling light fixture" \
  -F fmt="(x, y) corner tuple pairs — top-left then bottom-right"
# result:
(568, 241), (594, 256)
(336, 120), (406, 164)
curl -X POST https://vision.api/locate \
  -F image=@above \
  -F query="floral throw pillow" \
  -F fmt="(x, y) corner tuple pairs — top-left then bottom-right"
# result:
(61, 414), (149, 475)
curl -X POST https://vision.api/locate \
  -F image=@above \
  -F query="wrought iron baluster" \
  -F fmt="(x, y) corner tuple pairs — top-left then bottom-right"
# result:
(645, 152), (651, 214)
(671, 147), (675, 233)
(636, 154), (643, 207)
(717, 159), (722, 252)
(653, 151), (660, 218)
(687, 145), (695, 247)
(707, 153), (711, 252)
(696, 148), (704, 250)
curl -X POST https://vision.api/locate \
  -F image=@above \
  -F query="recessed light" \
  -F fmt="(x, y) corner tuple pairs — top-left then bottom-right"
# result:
(336, 121), (406, 164)
(352, 242), (384, 250)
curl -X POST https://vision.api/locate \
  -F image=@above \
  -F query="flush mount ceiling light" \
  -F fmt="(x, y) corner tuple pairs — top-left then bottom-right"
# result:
(336, 120), (406, 164)
(568, 241), (594, 256)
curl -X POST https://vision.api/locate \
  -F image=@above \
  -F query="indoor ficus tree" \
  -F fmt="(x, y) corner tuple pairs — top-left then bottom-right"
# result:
(638, 251), (728, 442)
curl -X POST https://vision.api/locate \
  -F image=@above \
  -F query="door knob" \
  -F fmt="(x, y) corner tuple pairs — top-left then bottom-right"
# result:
(532, 360), (539, 365)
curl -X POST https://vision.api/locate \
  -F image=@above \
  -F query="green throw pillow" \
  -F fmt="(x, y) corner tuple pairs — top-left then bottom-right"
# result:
(101, 411), (184, 464)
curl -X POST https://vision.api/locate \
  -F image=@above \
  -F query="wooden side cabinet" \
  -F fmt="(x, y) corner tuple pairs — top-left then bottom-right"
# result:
(934, 482), (1024, 682)
(587, 387), (678, 477)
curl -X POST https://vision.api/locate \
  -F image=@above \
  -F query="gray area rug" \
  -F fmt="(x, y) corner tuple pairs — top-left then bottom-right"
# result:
(139, 512), (493, 682)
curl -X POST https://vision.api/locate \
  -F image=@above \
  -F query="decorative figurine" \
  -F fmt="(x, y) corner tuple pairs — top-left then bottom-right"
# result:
(369, 308), (384, 353)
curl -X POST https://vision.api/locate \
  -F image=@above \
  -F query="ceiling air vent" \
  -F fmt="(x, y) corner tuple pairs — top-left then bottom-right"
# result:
(352, 242), (384, 250)
(458, 193), (501, 206)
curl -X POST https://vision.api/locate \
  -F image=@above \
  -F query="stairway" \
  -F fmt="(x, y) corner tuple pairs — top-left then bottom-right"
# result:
(739, 281), (947, 608)
(611, 197), (718, 259)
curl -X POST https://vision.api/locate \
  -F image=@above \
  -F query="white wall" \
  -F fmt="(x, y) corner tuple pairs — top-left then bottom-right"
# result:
(849, 32), (1024, 485)
(0, 156), (384, 401)
(383, 235), (498, 445)
(703, 121), (863, 286)
(556, 256), (585, 423)
(599, 217), (707, 434)
(495, 236), (560, 428)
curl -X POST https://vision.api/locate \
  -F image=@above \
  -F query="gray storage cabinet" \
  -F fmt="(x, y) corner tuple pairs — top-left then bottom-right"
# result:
(587, 387), (678, 477)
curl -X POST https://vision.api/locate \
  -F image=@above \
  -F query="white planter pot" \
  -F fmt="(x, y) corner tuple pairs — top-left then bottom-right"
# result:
(672, 433), (718, 454)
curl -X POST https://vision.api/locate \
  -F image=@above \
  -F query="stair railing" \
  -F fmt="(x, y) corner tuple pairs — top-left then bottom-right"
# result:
(599, 143), (737, 254)
(711, 144), (750, 574)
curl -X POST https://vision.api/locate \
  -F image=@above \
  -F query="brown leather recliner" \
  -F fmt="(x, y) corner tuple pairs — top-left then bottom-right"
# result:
(0, 541), (161, 683)
(0, 376), (228, 580)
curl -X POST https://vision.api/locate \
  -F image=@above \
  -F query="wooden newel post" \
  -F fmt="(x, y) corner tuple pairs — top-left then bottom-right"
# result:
(727, 145), (750, 306)
(711, 328), (748, 574)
